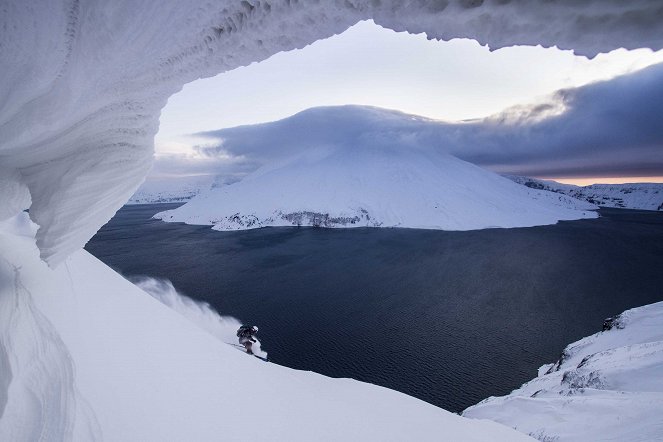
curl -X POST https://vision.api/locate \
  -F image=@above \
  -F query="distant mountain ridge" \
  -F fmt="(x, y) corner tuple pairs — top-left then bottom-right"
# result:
(128, 176), (217, 205)
(505, 175), (663, 211)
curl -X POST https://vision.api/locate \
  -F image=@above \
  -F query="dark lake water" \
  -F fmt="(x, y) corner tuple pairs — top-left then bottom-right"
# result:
(86, 204), (663, 412)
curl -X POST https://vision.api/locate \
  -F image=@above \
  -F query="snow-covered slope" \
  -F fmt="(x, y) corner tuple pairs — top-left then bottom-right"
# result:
(0, 214), (532, 441)
(507, 175), (663, 211)
(464, 300), (663, 441)
(3, 1), (663, 265)
(155, 107), (597, 231)
(128, 176), (216, 205)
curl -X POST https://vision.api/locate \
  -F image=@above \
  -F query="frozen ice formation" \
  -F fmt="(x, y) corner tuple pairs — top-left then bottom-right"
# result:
(2, 0), (663, 265)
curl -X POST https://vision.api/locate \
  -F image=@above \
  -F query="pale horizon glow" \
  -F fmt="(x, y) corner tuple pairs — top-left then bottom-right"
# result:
(155, 20), (663, 183)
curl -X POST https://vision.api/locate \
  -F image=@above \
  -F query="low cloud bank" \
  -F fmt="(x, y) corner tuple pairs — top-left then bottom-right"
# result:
(130, 276), (267, 359)
(166, 62), (663, 181)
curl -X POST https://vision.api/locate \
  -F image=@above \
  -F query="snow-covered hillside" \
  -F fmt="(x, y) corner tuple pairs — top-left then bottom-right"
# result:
(507, 175), (663, 211)
(0, 214), (532, 441)
(155, 107), (597, 231)
(128, 176), (216, 205)
(464, 300), (663, 441)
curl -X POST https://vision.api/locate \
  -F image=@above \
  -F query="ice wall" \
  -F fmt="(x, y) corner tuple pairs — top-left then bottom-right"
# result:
(2, 0), (663, 265)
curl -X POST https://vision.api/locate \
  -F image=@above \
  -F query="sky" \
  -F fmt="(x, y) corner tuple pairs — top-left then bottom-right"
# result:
(155, 20), (663, 185)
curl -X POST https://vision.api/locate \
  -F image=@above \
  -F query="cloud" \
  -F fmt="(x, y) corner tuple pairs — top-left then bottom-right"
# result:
(461, 62), (663, 177)
(149, 151), (260, 181)
(160, 62), (663, 180)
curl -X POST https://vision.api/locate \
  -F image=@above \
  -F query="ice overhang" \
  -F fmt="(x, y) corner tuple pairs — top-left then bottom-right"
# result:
(1, 0), (662, 265)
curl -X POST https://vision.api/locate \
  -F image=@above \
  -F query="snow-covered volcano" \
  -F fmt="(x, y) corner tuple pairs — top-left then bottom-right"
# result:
(156, 107), (597, 231)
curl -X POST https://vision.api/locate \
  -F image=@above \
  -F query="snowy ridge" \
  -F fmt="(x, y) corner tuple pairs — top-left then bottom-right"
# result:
(156, 107), (597, 231)
(464, 301), (663, 441)
(0, 215), (532, 441)
(506, 175), (663, 211)
(3, 1), (663, 265)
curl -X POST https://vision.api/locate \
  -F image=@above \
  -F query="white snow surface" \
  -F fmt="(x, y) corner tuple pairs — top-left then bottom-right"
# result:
(3, 1), (663, 265)
(506, 175), (663, 211)
(155, 107), (597, 231)
(464, 300), (663, 441)
(0, 214), (532, 441)
(127, 175), (216, 205)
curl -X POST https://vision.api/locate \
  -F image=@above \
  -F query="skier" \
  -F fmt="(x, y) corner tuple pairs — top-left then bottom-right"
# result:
(237, 325), (259, 355)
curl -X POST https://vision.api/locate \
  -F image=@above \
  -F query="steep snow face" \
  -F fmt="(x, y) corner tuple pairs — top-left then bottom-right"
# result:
(3, 1), (663, 265)
(0, 215), (533, 441)
(507, 175), (663, 211)
(464, 300), (663, 441)
(155, 107), (597, 231)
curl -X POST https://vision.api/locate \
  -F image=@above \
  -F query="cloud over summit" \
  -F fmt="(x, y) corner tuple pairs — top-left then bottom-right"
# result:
(165, 62), (663, 180)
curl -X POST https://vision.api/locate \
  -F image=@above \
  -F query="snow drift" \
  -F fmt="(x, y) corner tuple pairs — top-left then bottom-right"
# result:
(464, 300), (663, 441)
(3, 0), (663, 265)
(155, 106), (597, 231)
